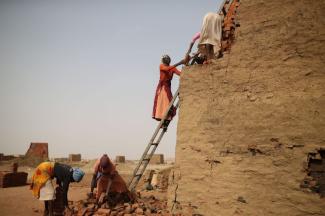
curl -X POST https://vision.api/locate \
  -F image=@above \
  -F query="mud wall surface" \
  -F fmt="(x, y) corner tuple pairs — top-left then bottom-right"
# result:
(168, 0), (325, 215)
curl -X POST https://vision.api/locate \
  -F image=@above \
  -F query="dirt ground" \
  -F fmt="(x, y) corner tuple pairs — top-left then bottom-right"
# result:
(0, 160), (173, 216)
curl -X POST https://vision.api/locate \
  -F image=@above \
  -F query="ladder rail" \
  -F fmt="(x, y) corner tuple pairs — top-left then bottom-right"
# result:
(128, 128), (166, 191)
(128, 100), (180, 191)
(127, 89), (180, 190)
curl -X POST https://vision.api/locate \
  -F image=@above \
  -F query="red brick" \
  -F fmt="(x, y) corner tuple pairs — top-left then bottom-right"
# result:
(0, 171), (27, 188)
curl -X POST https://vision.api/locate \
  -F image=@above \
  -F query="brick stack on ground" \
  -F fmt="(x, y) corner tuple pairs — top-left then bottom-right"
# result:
(149, 154), (164, 164)
(115, 156), (125, 163)
(69, 154), (81, 162)
(0, 163), (28, 188)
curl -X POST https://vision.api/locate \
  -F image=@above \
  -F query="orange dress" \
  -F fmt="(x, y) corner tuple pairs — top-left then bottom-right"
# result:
(93, 157), (129, 199)
(152, 64), (181, 121)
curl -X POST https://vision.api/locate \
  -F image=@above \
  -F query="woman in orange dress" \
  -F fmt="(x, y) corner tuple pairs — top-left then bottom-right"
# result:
(152, 55), (184, 125)
(92, 154), (132, 205)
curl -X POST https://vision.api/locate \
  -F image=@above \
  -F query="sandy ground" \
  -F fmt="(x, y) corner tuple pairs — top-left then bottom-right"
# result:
(0, 184), (89, 216)
(0, 160), (173, 216)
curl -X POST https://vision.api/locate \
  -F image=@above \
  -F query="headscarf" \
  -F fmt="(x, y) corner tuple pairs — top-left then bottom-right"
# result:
(100, 154), (110, 169)
(72, 168), (85, 182)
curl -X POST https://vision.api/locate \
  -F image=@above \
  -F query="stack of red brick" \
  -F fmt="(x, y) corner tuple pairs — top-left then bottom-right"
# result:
(221, 0), (240, 52)
(0, 171), (28, 188)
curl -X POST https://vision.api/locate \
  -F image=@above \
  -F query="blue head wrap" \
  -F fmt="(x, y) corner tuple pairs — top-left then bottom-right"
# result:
(72, 168), (85, 182)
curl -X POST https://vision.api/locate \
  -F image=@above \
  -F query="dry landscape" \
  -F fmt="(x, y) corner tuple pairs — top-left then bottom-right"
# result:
(1, 0), (325, 215)
(0, 158), (175, 216)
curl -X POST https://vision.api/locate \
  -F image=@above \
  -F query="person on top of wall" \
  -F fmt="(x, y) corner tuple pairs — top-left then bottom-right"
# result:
(185, 7), (226, 65)
(91, 154), (131, 206)
(184, 32), (206, 65)
(30, 161), (85, 216)
(152, 55), (185, 128)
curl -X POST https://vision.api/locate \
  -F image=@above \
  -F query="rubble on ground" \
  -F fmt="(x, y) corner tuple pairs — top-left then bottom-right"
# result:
(66, 194), (182, 216)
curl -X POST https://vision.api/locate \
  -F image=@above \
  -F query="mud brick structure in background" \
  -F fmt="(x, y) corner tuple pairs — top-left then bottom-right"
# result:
(69, 154), (81, 162)
(150, 154), (164, 165)
(25, 142), (49, 159)
(0, 153), (16, 161)
(54, 158), (69, 163)
(115, 155), (125, 163)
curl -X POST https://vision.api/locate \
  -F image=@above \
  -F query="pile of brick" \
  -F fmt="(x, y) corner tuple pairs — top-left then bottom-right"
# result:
(69, 154), (82, 162)
(0, 163), (28, 188)
(149, 154), (164, 165)
(69, 195), (183, 216)
(0, 171), (28, 188)
(221, 0), (240, 52)
(115, 156), (125, 163)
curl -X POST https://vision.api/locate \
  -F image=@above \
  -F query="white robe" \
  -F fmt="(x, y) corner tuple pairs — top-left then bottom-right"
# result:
(198, 12), (223, 54)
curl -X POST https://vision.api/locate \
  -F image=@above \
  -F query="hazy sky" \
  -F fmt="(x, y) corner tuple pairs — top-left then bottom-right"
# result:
(0, 0), (221, 159)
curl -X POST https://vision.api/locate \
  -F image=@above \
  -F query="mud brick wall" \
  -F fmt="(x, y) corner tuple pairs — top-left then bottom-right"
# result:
(0, 155), (16, 161)
(167, 0), (325, 215)
(150, 154), (164, 165)
(115, 156), (125, 163)
(25, 142), (49, 159)
(54, 158), (68, 163)
(69, 154), (81, 162)
(0, 172), (28, 188)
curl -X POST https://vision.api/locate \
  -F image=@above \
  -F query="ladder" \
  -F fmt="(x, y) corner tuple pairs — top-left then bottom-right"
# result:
(127, 0), (237, 192)
(127, 88), (180, 192)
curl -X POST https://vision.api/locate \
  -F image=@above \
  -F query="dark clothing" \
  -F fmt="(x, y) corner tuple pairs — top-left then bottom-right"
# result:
(53, 163), (73, 206)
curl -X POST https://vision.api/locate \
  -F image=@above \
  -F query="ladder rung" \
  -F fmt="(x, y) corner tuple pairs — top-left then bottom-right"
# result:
(128, 89), (179, 191)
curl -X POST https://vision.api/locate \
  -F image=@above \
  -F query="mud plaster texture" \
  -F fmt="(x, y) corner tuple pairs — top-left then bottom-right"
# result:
(167, 0), (325, 215)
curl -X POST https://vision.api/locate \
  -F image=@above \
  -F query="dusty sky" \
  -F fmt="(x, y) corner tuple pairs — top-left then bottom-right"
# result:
(0, 0), (221, 159)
